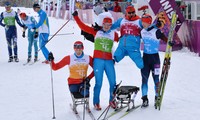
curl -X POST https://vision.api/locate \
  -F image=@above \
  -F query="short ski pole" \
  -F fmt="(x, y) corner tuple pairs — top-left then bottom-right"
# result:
(38, 19), (71, 52)
(50, 61), (56, 119)
(83, 80), (87, 120)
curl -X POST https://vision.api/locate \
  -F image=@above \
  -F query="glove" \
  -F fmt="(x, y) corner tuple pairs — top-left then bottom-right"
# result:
(92, 22), (101, 31)
(4, 25), (9, 31)
(34, 31), (38, 38)
(72, 11), (78, 16)
(48, 52), (54, 61)
(22, 31), (25, 38)
(81, 30), (94, 42)
(23, 25), (27, 30)
(84, 77), (90, 86)
(104, 7), (108, 12)
(168, 41), (175, 46)
(156, 13), (166, 28)
(156, 18), (165, 28)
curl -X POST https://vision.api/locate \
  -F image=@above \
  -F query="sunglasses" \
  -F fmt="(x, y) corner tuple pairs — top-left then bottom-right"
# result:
(128, 12), (135, 14)
(74, 44), (83, 49)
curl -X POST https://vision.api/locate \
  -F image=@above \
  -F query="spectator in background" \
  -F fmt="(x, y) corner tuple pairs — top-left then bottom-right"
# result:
(113, 1), (121, 12)
(75, 1), (83, 9)
(125, 0), (134, 9)
(106, 2), (114, 11)
(93, 5), (113, 26)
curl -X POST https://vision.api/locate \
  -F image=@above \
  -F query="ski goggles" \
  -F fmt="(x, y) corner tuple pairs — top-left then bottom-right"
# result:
(128, 12), (135, 14)
(103, 17), (112, 24)
(74, 44), (83, 49)
(141, 14), (152, 24)
(103, 23), (112, 27)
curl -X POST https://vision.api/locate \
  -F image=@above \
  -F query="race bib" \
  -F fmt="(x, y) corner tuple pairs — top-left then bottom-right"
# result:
(154, 64), (160, 75)
(154, 68), (160, 75)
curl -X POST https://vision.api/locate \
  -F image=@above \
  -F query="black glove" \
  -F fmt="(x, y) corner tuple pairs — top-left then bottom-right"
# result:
(22, 32), (25, 38)
(156, 19), (162, 28)
(84, 77), (90, 86)
(48, 52), (54, 61)
(72, 11), (78, 16)
(104, 7), (108, 12)
(92, 22), (101, 31)
(23, 26), (27, 30)
(34, 32), (38, 38)
(168, 41), (175, 46)
(81, 30), (94, 42)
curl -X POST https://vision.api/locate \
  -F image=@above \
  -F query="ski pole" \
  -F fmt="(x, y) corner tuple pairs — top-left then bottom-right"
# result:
(50, 61), (56, 119)
(83, 80), (87, 120)
(38, 19), (71, 52)
(24, 33), (74, 38)
(49, 33), (74, 36)
(102, 105), (111, 120)
(97, 81), (122, 120)
(97, 105), (110, 120)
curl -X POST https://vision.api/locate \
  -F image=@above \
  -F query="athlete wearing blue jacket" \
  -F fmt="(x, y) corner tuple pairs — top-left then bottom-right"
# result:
(0, 2), (25, 62)
(20, 12), (39, 62)
(111, 6), (144, 69)
(140, 14), (168, 107)
(32, 3), (50, 63)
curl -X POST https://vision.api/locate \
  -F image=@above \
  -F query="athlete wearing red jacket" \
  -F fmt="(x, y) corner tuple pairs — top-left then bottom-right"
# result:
(73, 11), (119, 110)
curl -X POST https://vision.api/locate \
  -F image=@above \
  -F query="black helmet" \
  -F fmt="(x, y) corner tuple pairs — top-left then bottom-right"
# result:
(4, 1), (11, 7)
(33, 3), (40, 8)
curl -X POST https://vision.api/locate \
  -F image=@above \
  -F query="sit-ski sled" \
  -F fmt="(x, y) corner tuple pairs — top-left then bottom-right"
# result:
(70, 91), (96, 120)
(97, 81), (140, 120)
(115, 85), (140, 111)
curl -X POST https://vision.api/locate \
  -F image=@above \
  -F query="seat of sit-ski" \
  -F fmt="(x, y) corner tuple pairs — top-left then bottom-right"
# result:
(72, 92), (89, 99)
(116, 86), (140, 95)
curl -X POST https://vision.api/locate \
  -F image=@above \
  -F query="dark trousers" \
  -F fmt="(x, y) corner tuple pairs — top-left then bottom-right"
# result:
(5, 26), (18, 57)
(141, 53), (160, 97)
(69, 83), (89, 97)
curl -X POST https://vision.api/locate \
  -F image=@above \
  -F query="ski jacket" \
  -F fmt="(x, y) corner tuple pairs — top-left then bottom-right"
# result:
(0, 9), (24, 28)
(74, 16), (119, 60)
(34, 9), (49, 34)
(141, 25), (167, 54)
(111, 17), (142, 50)
(21, 16), (37, 33)
(51, 53), (94, 85)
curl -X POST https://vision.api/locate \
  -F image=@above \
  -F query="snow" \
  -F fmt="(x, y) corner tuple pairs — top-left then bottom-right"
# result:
(0, 7), (200, 120)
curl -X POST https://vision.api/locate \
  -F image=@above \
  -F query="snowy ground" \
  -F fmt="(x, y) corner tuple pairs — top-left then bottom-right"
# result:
(0, 7), (200, 120)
